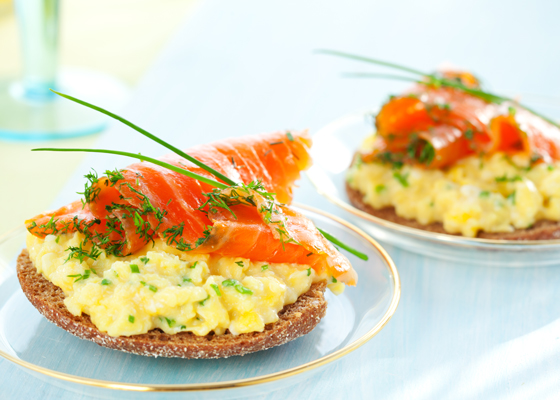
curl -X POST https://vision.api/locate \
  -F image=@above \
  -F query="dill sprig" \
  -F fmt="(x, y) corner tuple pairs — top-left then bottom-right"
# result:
(65, 241), (102, 264)
(317, 49), (559, 127)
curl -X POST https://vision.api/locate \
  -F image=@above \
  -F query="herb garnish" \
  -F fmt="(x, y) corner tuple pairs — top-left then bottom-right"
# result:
(211, 283), (222, 296)
(495, 174), (522, 183)
(128, 315), (135, 323)
(318, 50), (560, 128)
(199, 294), (211, 306)
(33, 92), (368, 263)
(130, 264), (140, 273)
(479, 191), (490, 198)
(375, 184), (386, 193)
(261, 265), (269, 271)
(66, 241), (102, 264)
(140, 256), (149, 264)
(317, 228), (369, 261)
(393, 172), (409, 187)
(68, 269), (93, 282)
(222, 279), (253, 295)
(101, 279), (111, 285)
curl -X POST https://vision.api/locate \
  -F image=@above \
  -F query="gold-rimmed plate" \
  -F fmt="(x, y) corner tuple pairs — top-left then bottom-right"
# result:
(307, 110), (560, 266)
(0, 204), (400, 399)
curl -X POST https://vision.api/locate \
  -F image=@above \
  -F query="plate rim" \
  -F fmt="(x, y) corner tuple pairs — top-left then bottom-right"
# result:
(0, 203), (401, 393)
(308, 109), (560, 248)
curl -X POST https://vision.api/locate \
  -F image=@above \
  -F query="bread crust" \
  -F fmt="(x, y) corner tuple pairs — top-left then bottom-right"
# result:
(16, 250), (327, 359)
(346, 182), (560, 240)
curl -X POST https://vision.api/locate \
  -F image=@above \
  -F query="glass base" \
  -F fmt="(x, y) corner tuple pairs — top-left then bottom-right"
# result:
(0, 68), (130, 141)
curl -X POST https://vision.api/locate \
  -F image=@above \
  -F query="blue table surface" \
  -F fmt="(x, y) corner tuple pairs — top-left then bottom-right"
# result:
(3, 0), (560, 398)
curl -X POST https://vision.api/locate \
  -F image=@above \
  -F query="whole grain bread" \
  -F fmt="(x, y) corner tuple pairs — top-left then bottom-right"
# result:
(17, 250), (327, 359)
(346, 183), (560, 240)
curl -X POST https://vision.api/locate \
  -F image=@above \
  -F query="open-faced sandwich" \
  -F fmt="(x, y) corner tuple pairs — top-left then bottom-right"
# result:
(18, 93), (359, 359)
(327, 51), (560, 239)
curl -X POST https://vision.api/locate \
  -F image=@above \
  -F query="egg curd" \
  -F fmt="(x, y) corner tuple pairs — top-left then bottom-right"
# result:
(347, 151), (560, 237)
(27, 232), (342, 337)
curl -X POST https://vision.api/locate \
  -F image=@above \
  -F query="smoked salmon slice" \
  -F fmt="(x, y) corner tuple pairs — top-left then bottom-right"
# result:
(26, 130), (357, 285)
(363, 80), (560, 168)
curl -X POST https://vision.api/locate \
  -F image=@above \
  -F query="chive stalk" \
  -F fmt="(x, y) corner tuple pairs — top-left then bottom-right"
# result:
(50, 90), (238, 186)
(317, 228), (369, 261)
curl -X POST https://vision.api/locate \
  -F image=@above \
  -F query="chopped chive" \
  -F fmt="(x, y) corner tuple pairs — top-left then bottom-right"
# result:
(165, 317), (175, 327)
(199, 294), (211, 305)
(190, 261), (198, 269)
(211, 283), (222, 296)
(495, 174), (522, 183)
(307, 267), (311, 276)
(332, 276), (338, 283)
(128, 315), (135, 323)
(306, 252), (313, 257)
(55, 236), (60, 244)
(507, 191), (517, 205)
(183, 277), (192, 283)
(393, 172), (409, 187)
(261, 265), (269, 271)
(235, 261), (244, 268)
(479, 191), (490, 198)
(286, 132), (294, 141)
(222, 279), (253, 295)
(180, 325), (186, 330)
(548, 165), (555, 171)
(148, 284), (157, 292)
(140, 256), (149, 264)
(269, 141), (284, 146)
(130, 264), (140, 273)
(101, 279), (111, 285)
(375, 184), (386, 193)
(140, 281), (146, 286)
(317, 227), (369, 261)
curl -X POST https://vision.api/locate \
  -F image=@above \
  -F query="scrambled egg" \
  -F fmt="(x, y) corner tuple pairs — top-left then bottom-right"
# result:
(26, 232), (337, 337)
(347, 152), (560, 237)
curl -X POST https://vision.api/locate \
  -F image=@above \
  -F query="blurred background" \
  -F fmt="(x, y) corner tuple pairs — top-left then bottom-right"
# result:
(0, 0), (197, 234)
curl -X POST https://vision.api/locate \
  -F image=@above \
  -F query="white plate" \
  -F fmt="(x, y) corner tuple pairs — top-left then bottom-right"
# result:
(307, 110), (560, 266)
(0, 204), (400, 399)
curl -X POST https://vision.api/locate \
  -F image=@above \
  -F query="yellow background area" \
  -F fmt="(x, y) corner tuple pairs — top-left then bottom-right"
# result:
(0, 0), (197, 234)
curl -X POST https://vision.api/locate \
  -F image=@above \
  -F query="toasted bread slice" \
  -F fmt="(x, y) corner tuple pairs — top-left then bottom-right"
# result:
(17, 250), (327, 359)
(346, 183), (560, 240)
